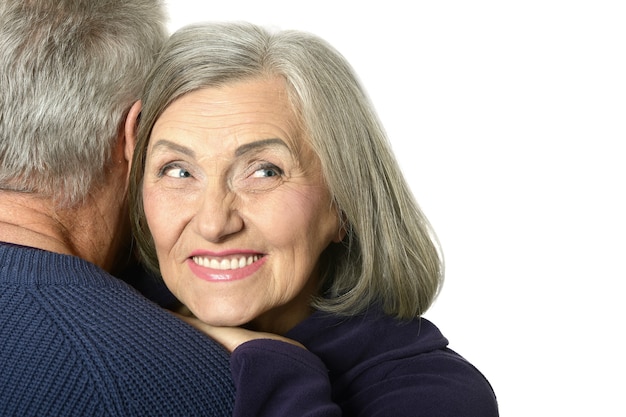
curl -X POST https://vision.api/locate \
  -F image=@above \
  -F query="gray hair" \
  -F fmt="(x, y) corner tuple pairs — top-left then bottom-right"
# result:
(0, 0), (167, 206)
(130, 22), (444, 319)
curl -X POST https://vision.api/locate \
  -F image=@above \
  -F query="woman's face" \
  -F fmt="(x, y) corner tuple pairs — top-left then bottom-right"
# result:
(142, 76), (341, 334)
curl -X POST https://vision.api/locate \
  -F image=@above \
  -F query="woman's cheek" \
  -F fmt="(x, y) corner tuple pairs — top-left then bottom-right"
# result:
(143, 188), (174, 247)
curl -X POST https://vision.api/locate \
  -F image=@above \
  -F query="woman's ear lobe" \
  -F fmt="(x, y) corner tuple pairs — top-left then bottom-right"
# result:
(124, 100), (142, 162)
(333, 211), (348, 243)
(333, 228), (346, 243)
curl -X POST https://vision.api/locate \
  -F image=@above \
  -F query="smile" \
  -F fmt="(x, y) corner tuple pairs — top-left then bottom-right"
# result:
(191, 255), (262, 270)
(187, 253), (267, 282)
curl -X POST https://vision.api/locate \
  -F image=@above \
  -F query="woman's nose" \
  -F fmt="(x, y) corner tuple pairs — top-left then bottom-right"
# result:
(193, 187), (243, 242)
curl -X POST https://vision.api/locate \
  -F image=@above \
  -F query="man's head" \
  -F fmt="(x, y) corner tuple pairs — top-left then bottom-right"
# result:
(0, 0), (167, 207)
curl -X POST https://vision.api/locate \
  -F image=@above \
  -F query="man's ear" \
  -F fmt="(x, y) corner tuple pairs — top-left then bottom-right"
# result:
(124, 100), (142, 163)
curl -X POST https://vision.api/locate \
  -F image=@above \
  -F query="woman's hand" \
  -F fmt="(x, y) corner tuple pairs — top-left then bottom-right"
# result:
(173, 312), (306, 353)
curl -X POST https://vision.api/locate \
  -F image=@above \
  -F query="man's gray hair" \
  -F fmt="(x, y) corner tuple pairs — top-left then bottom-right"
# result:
(0, 0), (167, 206)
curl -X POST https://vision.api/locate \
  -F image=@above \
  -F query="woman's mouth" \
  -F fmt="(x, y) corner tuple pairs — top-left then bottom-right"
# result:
(187, 253), (267, 282)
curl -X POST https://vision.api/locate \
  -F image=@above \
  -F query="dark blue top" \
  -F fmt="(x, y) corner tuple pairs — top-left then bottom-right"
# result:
(0, 242), (235, 416)
(232, 308), (498, 416)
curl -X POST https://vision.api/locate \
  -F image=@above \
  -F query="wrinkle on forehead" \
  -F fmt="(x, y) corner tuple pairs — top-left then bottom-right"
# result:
(150, 75), (320, 174)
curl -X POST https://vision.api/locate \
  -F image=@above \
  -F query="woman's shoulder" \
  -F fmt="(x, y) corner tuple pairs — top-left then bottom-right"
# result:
(287, 307), (449, 356)
(287, 309), (499, 415)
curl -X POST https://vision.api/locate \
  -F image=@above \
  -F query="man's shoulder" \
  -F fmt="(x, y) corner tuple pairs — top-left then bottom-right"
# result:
(0, 243), (236, 416)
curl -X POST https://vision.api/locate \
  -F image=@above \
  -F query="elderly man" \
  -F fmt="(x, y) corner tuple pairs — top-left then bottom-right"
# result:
(0, 1), (234, 415)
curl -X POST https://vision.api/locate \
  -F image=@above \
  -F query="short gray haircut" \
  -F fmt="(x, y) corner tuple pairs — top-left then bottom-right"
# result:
(0, 0), (167, 206)
(130, 22), (444, 319)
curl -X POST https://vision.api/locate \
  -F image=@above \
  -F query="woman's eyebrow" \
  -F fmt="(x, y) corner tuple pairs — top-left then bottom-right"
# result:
(234, 138), (289, 157)
(150, 139), (196, 157)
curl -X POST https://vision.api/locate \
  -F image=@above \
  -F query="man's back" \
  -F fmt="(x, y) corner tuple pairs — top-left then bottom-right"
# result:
(0, 1), (235, 413)
(0, 243), (235, 416)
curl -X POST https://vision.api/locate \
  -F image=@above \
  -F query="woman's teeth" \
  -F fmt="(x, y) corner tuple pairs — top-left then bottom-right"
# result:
(192, 255), (260, 270)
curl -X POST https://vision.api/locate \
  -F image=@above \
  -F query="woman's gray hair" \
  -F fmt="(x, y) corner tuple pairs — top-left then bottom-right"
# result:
(0, 0), (167, 207)
(130, 22), (444, 319)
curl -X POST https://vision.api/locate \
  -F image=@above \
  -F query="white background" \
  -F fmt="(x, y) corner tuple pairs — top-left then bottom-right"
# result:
(164, 1), (626, 415)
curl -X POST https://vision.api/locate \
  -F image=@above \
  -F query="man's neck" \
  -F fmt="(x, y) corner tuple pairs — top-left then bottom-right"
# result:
(0, 191), (128, 272)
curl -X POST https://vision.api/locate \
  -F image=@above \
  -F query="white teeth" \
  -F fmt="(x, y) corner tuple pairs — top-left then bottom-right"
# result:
(193, 255), (259, 270)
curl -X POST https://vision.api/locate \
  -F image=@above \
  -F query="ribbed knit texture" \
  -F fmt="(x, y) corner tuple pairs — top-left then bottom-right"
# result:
(0, 242), (235, 416)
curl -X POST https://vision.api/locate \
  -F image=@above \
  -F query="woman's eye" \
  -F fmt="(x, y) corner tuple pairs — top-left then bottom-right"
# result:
(251, 164), (283, 179)
(162, 165), (191, 178)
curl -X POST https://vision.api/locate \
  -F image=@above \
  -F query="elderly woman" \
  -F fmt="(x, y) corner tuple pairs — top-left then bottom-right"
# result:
(129, 22), (498, 416)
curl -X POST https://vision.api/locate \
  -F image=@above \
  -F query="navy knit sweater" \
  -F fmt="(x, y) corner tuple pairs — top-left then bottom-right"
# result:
(0, 242), (235, 416)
